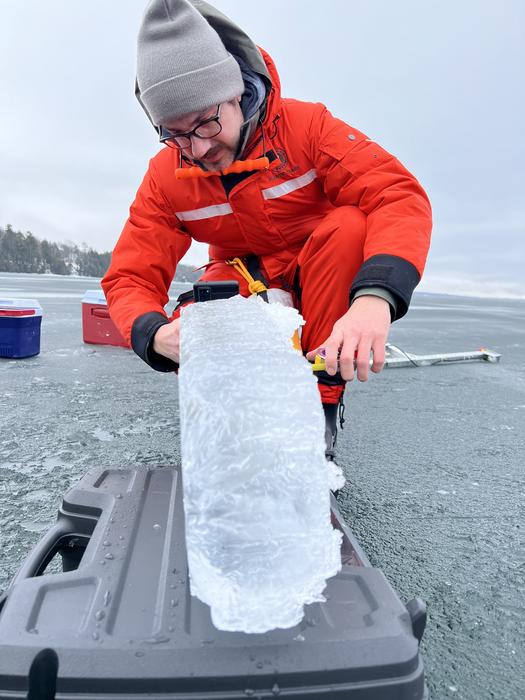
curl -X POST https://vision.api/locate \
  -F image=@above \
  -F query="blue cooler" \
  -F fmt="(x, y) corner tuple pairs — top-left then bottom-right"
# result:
(0, 298), (42, 359)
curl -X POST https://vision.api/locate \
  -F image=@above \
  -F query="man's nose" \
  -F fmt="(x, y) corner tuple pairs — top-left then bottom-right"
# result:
(190, 136), (213, 160)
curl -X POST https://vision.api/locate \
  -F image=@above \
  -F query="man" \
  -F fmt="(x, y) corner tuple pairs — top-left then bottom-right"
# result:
(102, 0), (432, 460)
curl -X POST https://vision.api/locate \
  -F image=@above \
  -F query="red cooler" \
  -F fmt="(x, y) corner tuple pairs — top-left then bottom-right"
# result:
(82, 290), (128, 347)
(0, 298), (43, 359)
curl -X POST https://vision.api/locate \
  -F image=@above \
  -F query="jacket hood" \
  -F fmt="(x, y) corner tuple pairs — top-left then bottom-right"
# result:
(135, 0), (279, 136)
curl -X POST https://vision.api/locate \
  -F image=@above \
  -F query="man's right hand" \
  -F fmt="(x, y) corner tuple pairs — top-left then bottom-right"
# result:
(152, 318), (180, 363)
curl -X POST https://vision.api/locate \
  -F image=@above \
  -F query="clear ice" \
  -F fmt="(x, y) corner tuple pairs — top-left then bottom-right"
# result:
(179, 295), (343, 633)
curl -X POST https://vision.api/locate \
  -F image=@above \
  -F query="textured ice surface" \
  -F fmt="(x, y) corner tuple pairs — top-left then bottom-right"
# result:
(179, 295), (343, 633)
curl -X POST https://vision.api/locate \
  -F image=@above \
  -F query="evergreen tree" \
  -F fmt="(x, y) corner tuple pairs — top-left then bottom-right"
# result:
(0, 224), (197, 281)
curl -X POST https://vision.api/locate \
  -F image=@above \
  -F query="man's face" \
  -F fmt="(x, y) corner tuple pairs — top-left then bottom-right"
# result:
(163, 97), (244, 171)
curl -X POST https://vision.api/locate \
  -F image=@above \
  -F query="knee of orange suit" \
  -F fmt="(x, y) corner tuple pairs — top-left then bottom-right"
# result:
(322, 204), (367, 229)
(295, 205), (368, 306)
(303, 205), (367, 255)
(297, 206), (368, 356)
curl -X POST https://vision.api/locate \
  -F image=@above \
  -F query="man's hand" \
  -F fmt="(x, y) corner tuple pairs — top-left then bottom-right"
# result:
(153, 318), (181, 363)
(306, 296), (391, 381)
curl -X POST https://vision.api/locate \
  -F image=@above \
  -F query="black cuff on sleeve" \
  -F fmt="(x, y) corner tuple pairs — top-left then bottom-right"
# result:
(350, 254), (421, 321)
(130, 311), (179, 373)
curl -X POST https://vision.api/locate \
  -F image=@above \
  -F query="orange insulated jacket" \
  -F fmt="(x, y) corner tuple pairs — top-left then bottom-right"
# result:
(102, 39), (432, 370)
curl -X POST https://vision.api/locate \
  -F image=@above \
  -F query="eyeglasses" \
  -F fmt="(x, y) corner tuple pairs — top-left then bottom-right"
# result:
(159, 104), (222, 150)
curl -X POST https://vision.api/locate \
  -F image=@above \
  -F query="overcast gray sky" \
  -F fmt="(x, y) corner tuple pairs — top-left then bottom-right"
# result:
(1, 1), (524, 297)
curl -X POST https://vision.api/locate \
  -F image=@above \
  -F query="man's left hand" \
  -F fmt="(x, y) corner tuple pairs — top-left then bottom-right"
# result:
(306, 296), (391, 381)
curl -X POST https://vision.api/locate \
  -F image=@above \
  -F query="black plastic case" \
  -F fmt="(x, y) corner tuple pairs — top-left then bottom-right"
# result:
(0, 467), (428, 699)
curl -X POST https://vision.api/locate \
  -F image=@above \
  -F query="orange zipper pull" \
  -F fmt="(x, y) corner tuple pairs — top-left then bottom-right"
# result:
(222, 157), (270, 175)
(175, 156), (270, 180)
(175, 167), (218, 180)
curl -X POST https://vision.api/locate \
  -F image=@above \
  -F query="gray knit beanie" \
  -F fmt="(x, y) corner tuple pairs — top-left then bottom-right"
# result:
(137, 0), (244, 126)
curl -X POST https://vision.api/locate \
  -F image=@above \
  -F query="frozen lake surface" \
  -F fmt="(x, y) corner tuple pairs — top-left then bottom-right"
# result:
(0, 272), (524, 699)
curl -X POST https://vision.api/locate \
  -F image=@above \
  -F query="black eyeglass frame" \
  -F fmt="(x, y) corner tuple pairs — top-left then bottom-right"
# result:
(159, 104), (222, 150)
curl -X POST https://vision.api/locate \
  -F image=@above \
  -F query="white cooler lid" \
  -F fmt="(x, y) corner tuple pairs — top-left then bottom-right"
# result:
(0, 298), (42, 316)
(82, 289), (107, 305)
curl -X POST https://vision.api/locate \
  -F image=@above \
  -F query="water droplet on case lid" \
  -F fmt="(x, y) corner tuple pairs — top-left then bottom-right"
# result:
(142, 634), (170, 644)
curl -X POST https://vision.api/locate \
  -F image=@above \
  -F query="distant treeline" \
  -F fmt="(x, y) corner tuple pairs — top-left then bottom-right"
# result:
(0, 225), (199, 282)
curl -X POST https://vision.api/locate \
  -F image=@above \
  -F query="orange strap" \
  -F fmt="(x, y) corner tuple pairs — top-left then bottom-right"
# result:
(226, 257), (268, 296)
(226, 257), (302, 353)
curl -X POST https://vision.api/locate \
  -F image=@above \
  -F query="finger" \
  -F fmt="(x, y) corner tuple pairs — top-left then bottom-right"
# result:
(371, 337), (386, 373)
(324, 333), (343, 375)
(306, 344), (325, 362)
(338, 339), (358, 381)
(355, 337), (372, 382)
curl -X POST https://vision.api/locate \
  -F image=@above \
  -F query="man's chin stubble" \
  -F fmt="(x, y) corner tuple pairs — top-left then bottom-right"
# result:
(204, 154), (234, 171)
